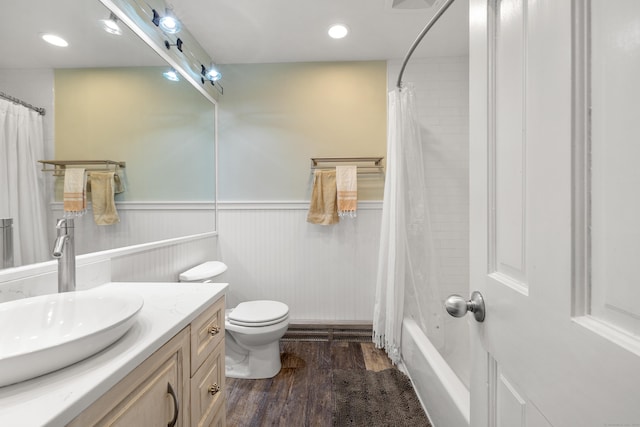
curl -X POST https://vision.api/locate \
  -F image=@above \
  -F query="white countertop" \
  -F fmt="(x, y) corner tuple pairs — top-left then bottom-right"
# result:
(0, 282), (228, 427)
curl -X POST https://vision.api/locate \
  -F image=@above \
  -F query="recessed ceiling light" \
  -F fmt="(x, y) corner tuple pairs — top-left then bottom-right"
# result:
(328, 24), (349, 39)
(41, 33), (69, 47)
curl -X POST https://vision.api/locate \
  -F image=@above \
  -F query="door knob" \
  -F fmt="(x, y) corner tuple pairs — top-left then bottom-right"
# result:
(445, 291), (485, 322)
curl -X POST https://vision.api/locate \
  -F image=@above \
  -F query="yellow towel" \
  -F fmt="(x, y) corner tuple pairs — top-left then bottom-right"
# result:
(90, 172), (120, 225)
(88, 171), (124, 194)
(307, 170), (339, 225)
(63, 168), (86, 215)
(336, 165), (357, 218)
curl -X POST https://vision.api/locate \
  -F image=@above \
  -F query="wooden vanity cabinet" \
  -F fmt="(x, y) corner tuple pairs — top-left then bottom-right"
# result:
(69, 296), (226, 427)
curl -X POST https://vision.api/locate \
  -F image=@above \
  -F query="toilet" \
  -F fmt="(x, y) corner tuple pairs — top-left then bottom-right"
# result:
(179, 261), (290, 379)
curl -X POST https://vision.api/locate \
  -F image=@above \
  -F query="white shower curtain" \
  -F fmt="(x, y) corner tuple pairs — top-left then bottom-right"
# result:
(0, 99), (49, 266)
(373, 84), (439, 364)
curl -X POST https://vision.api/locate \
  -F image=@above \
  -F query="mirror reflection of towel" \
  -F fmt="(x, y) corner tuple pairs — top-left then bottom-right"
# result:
(113, 172), (125, 194)
(90, 172), (120, 225)
(307, 170), (339, 225)
(63, 168), (86, 215)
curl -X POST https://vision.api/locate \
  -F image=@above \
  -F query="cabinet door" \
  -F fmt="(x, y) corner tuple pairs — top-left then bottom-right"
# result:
(69, 328), (190, 427)
(209, 405), (226, 427)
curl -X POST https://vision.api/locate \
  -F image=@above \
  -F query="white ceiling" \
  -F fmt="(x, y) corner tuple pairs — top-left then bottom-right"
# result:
(1, 1), (163, 69)
(176, 0), (469, 64)
(1, 0), (468, 69)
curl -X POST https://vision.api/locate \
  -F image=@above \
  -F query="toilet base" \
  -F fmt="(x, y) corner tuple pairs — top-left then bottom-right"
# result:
(225, 338), (282, 379)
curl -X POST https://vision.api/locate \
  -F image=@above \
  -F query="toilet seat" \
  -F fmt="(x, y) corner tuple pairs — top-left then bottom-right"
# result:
(227, 300), (289, 327)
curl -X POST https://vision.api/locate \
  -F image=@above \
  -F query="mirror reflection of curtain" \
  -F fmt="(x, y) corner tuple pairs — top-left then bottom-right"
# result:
(0, 99), (48, 266)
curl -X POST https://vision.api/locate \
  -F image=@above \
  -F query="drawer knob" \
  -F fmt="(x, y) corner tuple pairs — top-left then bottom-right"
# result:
(208, 384), (220, 395)
(207, 325), (220, 336)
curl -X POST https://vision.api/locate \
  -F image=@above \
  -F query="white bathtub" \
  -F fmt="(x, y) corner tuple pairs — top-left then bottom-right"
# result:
(401, 317), (470, 427)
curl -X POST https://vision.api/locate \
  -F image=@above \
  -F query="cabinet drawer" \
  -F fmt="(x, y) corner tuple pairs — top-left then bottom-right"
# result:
(191, 341), (225, 427)
(191, 296), (225, 376)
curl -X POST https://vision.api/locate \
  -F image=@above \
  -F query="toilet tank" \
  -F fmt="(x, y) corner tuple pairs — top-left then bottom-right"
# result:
(179, 261), (228, 283)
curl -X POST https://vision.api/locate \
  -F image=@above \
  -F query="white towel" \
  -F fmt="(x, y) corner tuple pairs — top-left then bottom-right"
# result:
(336, 165), (357, 218)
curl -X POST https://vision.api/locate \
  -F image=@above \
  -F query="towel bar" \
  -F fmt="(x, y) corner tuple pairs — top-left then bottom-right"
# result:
(310, 157), (384, 174)
(38, 160), (125, 176)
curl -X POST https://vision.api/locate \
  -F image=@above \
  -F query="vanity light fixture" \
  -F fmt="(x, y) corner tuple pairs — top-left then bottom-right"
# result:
(204, 64), (222, 82)
(152, 8), (182, 34)
(164, 38), (183, 52)
(101, 12), (122, 35)
(200, 64), (222, 84)
(328, 24), (349, 39)
(41, 33), (69, 47)
(162, 68), (180, 81)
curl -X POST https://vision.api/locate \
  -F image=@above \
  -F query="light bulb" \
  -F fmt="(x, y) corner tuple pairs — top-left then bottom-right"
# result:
(163, 69), (180, 81)
(205, 67), (222, 82)
(159, 10), (181, 34)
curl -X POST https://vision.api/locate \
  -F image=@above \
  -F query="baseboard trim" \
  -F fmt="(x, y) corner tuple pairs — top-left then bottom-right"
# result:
(283, 323), (373, 342)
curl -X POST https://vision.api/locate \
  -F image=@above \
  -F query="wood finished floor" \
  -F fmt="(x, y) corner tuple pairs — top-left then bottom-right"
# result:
(225, 341), (396, 427)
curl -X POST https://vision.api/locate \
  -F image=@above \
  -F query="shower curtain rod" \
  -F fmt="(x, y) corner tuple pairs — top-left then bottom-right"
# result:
(396, 0), (457, 89)
(0, 91), (46, 116)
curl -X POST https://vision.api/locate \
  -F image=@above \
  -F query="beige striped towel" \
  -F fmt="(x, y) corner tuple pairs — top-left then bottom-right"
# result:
(336, 165), (357, 218)
(63, 168), (86, 215)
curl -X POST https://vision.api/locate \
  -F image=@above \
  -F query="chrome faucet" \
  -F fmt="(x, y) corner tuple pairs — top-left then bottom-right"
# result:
(52, 218), (75, 293)
(1, 218), (14, 269)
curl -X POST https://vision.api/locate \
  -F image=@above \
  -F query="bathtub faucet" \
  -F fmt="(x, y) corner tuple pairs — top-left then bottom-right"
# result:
(52, 218), (75, 293)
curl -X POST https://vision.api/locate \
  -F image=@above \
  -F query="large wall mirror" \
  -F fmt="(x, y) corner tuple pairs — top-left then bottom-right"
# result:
(0, 0), (217, 269)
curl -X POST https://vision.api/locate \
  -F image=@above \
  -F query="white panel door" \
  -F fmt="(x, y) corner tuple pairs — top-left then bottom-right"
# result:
(468, 0), (640, 426)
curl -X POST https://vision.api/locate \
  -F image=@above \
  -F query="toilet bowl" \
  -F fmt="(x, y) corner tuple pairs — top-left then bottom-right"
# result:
(225, 300), (289, 379)
(179, 262), (290, 379)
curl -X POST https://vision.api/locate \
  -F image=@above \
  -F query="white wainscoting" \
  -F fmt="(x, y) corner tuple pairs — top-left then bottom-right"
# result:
(217, 201), (382, 323)
(49, 202), (216, 256)
(110, 233), (217, 282)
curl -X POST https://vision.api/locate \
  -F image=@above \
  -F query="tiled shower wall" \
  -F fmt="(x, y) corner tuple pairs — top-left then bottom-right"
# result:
(388, 56), (470, 388)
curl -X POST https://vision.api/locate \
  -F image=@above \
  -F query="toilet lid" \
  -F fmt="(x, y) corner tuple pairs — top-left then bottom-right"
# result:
(179, 261), (227, 282)
(228, 300), (289, 327)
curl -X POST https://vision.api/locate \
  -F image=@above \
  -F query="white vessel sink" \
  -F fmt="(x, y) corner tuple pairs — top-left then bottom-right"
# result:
(0, 288), (143, 387)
